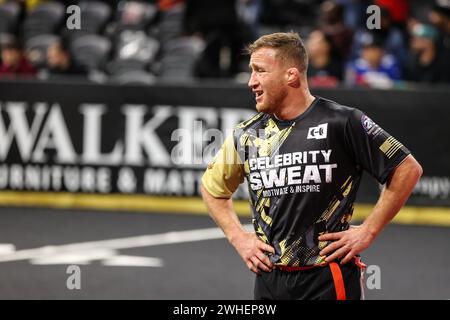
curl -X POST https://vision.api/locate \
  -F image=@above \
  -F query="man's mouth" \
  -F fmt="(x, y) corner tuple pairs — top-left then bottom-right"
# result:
(255, 90), (264, 102)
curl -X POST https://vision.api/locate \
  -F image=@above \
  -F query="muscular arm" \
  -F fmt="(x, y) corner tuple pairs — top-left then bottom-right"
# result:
(319, 155), (423, 264)
(200, 185), (275, 273)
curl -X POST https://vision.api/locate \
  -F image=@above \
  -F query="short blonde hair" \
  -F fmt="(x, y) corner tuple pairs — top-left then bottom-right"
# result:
(247, 32), (308, 72)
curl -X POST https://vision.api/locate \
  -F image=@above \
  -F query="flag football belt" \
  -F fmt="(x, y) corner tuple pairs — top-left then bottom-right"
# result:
(274, 257), (367, 300)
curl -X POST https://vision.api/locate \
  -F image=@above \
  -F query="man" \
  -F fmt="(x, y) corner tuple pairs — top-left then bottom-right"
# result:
(350, 8), (407, 67)
(183, 0), (244, 78)
(0, 36), (36, 77)
(346, 31), (401, 88)
(404, 23), (450, 84)
(46, 39), (87, 76)
(428, 0), (450, 52)
(306, 29), (343, 87)
(200, 32), (422, 300)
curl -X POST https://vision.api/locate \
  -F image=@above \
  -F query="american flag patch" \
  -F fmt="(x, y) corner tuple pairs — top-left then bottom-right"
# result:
(379, 137), (403, 158)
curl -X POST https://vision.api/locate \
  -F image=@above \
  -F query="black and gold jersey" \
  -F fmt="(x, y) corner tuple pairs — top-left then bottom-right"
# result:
(202, 96), (410, 267)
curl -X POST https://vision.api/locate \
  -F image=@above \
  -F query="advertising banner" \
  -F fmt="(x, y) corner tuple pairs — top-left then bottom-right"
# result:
(0, 80), (448, 208)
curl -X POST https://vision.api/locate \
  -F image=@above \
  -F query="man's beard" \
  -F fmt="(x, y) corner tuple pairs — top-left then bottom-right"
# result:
(256, 89), (286, 115)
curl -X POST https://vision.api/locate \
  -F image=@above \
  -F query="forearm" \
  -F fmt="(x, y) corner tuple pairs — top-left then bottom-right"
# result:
(361, 155), (423, 238)
(319, 155), (423, 264)
(201, 184), (275, 273)
(200, 184), (245, 244)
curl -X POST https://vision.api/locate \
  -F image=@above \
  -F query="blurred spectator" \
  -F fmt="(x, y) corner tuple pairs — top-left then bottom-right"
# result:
(428, 0), (450, 51)
(351, 7), (408, 67)
(236, 0), (262, 41)
(319, 0), (354, 62)
(335, 0), (372, 30)
(184, 0), (244, 78)
(307, 29), (343, 87)
(375, 0), (410, 30)
(119, 1), (153, 28)
(159, 0), (185, 11)
(346, 32), (401, 88)
(46, 39), (87, 76)
(0, 35), (36, 77)
(0, 0), (447, 86)
(20, 0), (47, 13)
(404, 23), (450, 83)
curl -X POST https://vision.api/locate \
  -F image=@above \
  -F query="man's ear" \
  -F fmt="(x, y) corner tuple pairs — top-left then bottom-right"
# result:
(286, 67), (301, 87)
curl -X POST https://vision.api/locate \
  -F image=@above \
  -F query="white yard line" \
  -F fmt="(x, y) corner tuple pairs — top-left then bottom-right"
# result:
(0, 224), (253, 263)
(0, 244), (16, 255)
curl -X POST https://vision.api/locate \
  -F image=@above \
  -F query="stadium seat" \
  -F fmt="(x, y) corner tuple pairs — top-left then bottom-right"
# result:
(0, 33), (16, 48)
(107, 58), (148, 75)
(70, 35), (111, 70)
(22, 1), (65, 41)
(64, 1), (112, 39)
(116, 30), (159, 61)
(110, 70), (156, 85)
(157, 4), (185, 44)
(25, 34), (60, 68)
(159, 37), (205, 80)
(0, 1), (21, 34)
(107, 30), (160, 75)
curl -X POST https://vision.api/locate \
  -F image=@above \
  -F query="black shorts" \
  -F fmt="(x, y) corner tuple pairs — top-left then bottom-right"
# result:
(254, 261), (363, 300)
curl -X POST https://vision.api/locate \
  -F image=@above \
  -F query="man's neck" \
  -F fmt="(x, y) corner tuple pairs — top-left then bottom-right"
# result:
(274, 92), (316, 121)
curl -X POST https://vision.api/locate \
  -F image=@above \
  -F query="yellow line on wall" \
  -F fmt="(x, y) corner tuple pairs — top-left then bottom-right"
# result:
(0, 191), (449, 227)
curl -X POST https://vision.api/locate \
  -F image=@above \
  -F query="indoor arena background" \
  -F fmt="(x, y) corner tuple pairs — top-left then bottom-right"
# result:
(0, 0), (449, 300)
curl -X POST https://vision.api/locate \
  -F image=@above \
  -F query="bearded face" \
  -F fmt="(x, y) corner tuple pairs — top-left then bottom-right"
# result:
(248, 47), (289, 115)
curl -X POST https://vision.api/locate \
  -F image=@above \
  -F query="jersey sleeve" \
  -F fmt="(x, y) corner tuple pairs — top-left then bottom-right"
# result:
(344, 108), (411, 184)
(201, 133), (245, 198)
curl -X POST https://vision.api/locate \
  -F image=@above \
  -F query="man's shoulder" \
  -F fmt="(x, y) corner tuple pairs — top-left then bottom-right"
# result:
(315, 96), (362, 120)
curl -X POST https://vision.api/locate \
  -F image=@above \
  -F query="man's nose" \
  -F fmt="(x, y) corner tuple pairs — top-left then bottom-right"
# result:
(248, 71), (258, 88)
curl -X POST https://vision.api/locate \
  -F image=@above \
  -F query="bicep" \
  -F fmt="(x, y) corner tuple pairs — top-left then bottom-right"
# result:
(201, 184), (233, 207)
(201, 134), (244, 198)
(385, 154), (422, 189)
